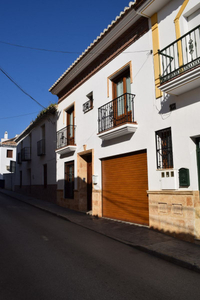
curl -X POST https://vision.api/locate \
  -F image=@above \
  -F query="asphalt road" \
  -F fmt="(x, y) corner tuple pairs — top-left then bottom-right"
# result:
(0, 193), (200, 300)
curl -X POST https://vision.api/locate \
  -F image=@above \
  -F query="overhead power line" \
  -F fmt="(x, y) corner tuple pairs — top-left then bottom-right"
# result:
(0, 111), (39, 120)
(0, 40), (151, 55)
(0, 66), (46, 109)
(0, 40), (82, 54)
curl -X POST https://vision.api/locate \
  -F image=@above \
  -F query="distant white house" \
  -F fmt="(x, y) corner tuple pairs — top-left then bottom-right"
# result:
(14, 105), (57, 203)
(0, 131), (17, 190)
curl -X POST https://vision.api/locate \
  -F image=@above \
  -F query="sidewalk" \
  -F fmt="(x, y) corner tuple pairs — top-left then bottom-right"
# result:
(1, 188), (200, 273)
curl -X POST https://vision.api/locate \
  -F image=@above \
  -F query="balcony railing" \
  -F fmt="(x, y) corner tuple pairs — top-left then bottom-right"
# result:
(158, 25), (200, 84)
(37, 139), (45, 156)
(21, 147), (31, 161)
(57, 125), (76, 149)
(98, 93), (135, 134)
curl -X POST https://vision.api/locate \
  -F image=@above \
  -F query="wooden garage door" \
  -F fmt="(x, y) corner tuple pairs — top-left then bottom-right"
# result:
(102, 150), (149, 226)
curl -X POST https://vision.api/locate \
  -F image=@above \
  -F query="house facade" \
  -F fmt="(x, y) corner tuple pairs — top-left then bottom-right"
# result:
(135, 0), (200, 241)
(14, 105), (57, 203)
(0, 131), (17, 190)
(50, 2), (154, 225)
(50, 0), (200, 241)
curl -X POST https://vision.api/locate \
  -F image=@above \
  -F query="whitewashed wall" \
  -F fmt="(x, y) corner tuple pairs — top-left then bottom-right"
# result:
(148, 0), (200, 191)
(56, 0), (200, 194)
(0, 146), (16, 179)
(15, 114), (57, 187)
(56, 27), (155, 191)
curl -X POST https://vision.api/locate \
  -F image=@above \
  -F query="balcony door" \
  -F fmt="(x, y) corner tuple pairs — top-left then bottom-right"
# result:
(112, 70), (131, 126)
(67, 107), (75, 145)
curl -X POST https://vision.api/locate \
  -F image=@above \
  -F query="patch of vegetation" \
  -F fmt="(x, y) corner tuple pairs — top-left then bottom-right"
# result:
(35, 103), (57, 121)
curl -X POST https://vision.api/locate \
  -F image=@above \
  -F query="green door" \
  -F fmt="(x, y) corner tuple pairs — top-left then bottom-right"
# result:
(196, 138), (200, 190)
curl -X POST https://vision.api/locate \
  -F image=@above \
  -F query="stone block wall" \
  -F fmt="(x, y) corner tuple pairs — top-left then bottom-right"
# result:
(148, 190), (200, 242)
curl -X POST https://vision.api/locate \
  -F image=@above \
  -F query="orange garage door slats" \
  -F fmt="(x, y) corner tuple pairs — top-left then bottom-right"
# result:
(102, 150), (149, 226)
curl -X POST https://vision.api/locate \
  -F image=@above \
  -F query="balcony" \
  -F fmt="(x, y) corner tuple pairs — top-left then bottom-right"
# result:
(98, 93), (137, 140)
(56, 125), (77, 155)
(21, 147), (31, 161)
(37, 139), (45, 156)
(158, 25), (200, 95)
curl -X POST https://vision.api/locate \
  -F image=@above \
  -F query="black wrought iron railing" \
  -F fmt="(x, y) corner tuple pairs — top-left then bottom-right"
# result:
(158, 25), (200, 84)
(57, 125), (76, 149)
(98, 93), (135, 134)
(37, 139), (45, 156)
(21, 147), (31, 161)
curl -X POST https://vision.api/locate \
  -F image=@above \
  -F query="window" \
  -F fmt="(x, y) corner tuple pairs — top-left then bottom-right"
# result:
(37, 125), (46, 156)
(112, 69), (132, 125)
(83, 92), (93, 113)
(64, 162), (74, 199)
(41, 124), (45, 140)
(43, 164), (47, 188)
(20, 171), (22, 188)
(66, 106), (75, 145)
(7, 150), (13, 158)
(156, 128), (173, 169)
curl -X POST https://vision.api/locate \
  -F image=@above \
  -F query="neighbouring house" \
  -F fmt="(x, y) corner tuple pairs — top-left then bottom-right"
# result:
(135, 0), (200, 241)
(49, 0), (200, 242)
(14, 104), (57, 203)
(0, 131), (17, 190)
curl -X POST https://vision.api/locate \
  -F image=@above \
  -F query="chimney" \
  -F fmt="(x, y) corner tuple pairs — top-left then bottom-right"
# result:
(4, 131), (8, 140)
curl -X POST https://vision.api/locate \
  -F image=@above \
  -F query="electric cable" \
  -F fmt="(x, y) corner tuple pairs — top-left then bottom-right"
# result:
(0, 111), (39, 120)
(0, 66), (46, 109)
(0, 40), (151, 55)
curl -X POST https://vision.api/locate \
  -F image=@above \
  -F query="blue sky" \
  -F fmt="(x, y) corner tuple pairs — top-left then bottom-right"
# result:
(0, 0), (132, 140)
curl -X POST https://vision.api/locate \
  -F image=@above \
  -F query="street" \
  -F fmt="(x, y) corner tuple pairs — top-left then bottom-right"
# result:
(0, 193), (200, 300)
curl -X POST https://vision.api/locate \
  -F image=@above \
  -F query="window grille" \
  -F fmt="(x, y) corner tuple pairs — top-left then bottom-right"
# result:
(156, 128), (173, 169)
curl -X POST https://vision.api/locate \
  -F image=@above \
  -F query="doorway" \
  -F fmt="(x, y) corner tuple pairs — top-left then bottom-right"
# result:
(196, 138), (200, 190)
(85, 154), (92, 211)
(78, 152), (92, 212)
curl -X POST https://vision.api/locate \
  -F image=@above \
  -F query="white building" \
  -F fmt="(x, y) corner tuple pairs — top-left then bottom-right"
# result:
(50, 0), (200, 241)
(135, 0), (200, 241)
(14, 105), (57, 203)
(0, 131), (17, 190)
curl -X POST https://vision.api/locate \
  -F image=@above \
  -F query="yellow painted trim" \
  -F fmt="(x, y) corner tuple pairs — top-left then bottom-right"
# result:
(174, 0), (189, 25)
(174, 0), (189, 66)
(151, 13), (162, 98)
(107, 61), (132, 98)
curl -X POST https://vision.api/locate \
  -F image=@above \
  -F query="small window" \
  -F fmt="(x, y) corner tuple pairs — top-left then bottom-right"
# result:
(20, 171), (22, 188)
(83, 92), (93, 113)
(7, 150), (13, 158)
(64, 162), (74, 199)
(43, 164), (47, 188)
(156, 128), (173, 169)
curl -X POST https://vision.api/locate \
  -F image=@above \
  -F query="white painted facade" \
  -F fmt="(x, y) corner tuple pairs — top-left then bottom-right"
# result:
(50, 0), (200, 240)
(56, 34), (154, 191)
(0, 132), (17, 189)
(14, 106), (57, 202)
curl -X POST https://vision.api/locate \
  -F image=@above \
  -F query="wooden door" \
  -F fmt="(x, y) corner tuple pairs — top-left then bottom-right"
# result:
(87, 159), (92, 211)
(102, 150), (149, 225)
(67, 108), (75, 145)
(112, 71), (131, 126)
